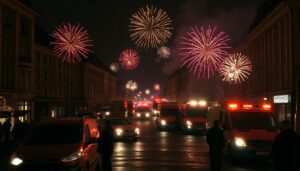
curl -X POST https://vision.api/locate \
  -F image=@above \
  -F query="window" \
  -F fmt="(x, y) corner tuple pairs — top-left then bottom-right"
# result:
(18, 101), (30, 111)
(19, 70), (30, 90)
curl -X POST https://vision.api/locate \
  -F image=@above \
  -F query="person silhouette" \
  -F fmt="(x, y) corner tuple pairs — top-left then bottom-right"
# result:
(3, 118), (11, 142)
(98, 120), (114, 171)
(206, 120), (225, 171)
(272, 120), (298, 171)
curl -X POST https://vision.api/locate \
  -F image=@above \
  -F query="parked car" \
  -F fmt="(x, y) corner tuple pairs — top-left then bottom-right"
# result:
(9, 117), (101, 171)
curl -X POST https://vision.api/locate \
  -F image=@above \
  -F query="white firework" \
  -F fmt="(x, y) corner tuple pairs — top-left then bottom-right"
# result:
(157, 46), (171, 59)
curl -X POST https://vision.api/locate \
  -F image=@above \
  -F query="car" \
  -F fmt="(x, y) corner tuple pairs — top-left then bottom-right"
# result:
(156, 102), (181, 131)
(97, 106), (111, 119)
(134, 107), (152, 120)
(108, 117), (140, 141)
(9, 117), (101, 171)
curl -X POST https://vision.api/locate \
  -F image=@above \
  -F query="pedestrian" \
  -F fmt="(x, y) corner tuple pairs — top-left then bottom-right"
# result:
(0, 122), (3, 142)
(272, 120), (298, 171)
(3, 118), (11, 142)
(206, 120), (225, 171)
(12, 117), (23, 140)
(98, 120), (114, 171)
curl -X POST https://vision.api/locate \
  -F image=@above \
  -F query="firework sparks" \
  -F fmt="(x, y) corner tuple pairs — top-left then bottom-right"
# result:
(219, 53), (252, 84)
(157, 46), (171, 59)
(129, 5), (172, 49)
(50, 23), (93, 63)
(119, 49), (140, 70)
(126, 80), (138, 91)
(180, 26), (231, 79)
(145, 89), (151, 95)
(110, 63), (119, 72)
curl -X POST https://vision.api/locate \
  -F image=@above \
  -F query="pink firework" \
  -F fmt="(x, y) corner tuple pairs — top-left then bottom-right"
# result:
(219, 53), (252, 84)
(50, 23), (93, 63)
(180, 26), (231, 79)
(119, 49), (140, 70)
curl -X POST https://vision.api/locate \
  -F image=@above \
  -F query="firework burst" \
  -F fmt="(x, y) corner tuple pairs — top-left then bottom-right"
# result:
(126, 80), (138, 91)
(219, 53), (252, 84)
(129, 5), (172, 49)
(180, 26), (231, 79)
(119, 49), (140, 70)
(157, 46), (171, 59)
(50, 23), (93, 63)
(110, 63), (119, 72)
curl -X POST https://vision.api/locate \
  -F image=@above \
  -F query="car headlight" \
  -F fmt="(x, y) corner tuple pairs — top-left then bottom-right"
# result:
(146, 113), (150, 117)
(186, 120), (192, 126)
(10, 157), (23, 166)
(137, 113), (141, 117)
(234, 137), (247, 147)
(161, 120), (167, 126)
(105, 111), (110, 116)
(62, 149), (83, 163)
(115, 128), (123, 136)
(135, 128), (140, 134)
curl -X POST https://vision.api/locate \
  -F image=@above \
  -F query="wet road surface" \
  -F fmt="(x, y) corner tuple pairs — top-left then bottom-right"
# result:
(112, 119), (274, 171)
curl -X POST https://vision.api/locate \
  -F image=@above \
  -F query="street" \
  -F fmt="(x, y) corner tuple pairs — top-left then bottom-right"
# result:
(112, 119), (274, 171)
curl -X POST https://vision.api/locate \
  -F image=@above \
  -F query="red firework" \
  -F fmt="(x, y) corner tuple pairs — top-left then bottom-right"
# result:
(50, 23), (93, 63)
(180, 26), (231, 79)
(119, 49), (140, 70)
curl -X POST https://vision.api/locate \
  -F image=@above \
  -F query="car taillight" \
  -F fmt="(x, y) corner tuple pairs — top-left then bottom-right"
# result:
(228, 103), (238, 109)
(243, 104), (253, 108)
(262, 104), (271, 110)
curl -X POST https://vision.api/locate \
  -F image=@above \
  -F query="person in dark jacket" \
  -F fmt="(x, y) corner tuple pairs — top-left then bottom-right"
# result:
(272, 120), (298, 171)
(206, 120), (225, 171)
(0, 122), (3, 142)
(98, 120), (114, 171)
(3, 118), (11, 142)
(12, 118), (24, 140)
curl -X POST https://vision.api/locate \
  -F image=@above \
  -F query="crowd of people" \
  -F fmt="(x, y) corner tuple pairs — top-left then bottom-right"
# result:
(0, 117), (29, 143)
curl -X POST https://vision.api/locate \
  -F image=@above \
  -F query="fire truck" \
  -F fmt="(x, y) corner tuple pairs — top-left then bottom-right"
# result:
(156, 101), (180, 131)
(180, 100), (209, 134)
(208, 102), (278, 161)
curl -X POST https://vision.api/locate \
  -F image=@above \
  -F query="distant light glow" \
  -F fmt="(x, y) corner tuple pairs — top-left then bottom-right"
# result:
(129, 5), (172, 48)
(119, 49), (140, 70)
(180, 26), (231, 79)
(110, 63), (119, 72)
(50, 23), (93, 63)
(145, 89), (151, 95)
(219, 53), (252, 84)
(157, 46), (171, 59)
(154, 84), (160, 91)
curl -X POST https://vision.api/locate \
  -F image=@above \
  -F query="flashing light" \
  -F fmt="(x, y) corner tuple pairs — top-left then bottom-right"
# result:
(228, 103), (238, 109)
(186, 120), (192, 126)
(189, 100), (198, 106)
(161, 120), (167, 126)
(199, 100), (207, 106)
(262, 104), (272, 110)
(242, 104), (253, 108)
(146, 113), (150, 117)
(234, 137), (247, 147)
(135, 128), (140, 135)
(115, 128), (123, 136)
(11, 157), (23, 166)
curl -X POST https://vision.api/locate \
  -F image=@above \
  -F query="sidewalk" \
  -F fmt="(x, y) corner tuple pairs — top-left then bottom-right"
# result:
(0, 140), (18, 171)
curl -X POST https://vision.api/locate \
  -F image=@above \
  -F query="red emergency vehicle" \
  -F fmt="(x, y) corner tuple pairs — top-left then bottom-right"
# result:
(156, 102), (180, 131)
(180, 100), (209, 134)
(208, 102), (278, 161)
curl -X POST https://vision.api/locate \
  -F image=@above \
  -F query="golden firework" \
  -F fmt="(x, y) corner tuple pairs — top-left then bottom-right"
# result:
(129, 5), (172, 49)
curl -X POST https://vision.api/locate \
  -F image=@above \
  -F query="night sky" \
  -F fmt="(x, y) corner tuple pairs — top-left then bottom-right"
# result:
(31, 0), (264, 92)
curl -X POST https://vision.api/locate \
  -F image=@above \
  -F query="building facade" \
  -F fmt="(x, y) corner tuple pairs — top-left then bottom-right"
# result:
(166, 68), (224, 103)
(0, 0), (122, 122)
(0, 0), (37, 122)
(226, 0), (300, 131)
